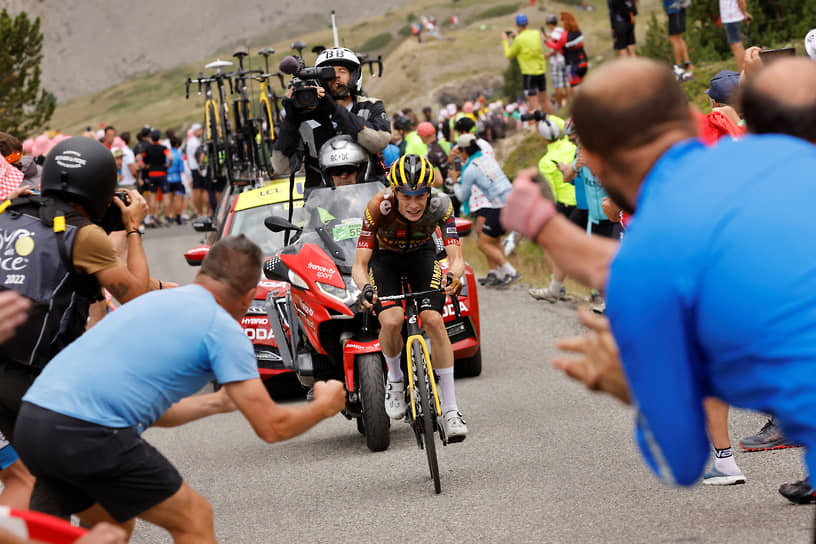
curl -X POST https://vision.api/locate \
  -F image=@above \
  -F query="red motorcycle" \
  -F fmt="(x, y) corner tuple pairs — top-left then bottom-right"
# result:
(262, 182), (480, 452)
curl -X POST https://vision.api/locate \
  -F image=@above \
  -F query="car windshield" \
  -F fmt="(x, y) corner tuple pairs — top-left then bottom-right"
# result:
(281, 182), (384, 270)
(229, 202), (305, 256)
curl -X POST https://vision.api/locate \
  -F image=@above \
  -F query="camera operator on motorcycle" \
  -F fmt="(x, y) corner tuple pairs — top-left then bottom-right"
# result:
(352, 154), (469, 441)
(274, 47), (391, 190)
(0, 137), (170, 511)
(318, 135), (371, 187)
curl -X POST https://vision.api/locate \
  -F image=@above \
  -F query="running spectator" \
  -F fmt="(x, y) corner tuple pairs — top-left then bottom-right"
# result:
(402, 119), (426, 157)
(0, 137), (165, 511)
(185, 123), (209, 218)
(502, 14), (555, 115)
(663, 0), (693, 77)
(544, 14), (570, 108)
(719, 0), (751, 70)
(453, 134), (521, 288)
(547, 12), (590, 87)
(13, 235), (346, 541)
(608, 0), (638, 57)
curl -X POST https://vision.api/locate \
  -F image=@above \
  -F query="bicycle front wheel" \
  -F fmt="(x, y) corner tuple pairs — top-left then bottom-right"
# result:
(413, 338), (441, 494)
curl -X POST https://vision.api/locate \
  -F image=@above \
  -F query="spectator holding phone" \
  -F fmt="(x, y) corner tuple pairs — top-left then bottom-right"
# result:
(502, 14), (555, 115)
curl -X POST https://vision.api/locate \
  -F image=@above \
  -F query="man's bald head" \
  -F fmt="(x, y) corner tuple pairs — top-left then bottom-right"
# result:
(739, 57), (816, 142)
(571, 58), (693, 156)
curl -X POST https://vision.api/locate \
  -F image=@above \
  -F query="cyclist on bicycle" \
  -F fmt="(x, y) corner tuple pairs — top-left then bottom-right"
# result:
(352, 154), (469, 441)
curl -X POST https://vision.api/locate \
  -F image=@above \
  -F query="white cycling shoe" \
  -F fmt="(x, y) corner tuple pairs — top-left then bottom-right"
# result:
(443, 410), (468, 443)
(385, 381), (408, 419)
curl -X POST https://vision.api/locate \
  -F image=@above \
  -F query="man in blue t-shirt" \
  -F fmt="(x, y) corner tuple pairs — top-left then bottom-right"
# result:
(501, 58), (816, 513)
(13, 235), (346, 542)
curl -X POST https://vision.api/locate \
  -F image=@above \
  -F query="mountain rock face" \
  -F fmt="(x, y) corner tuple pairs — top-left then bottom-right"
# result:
(8, 0), (412, 102)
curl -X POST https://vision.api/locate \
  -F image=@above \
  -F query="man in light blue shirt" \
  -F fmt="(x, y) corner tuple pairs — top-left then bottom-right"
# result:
(14, 235), (346, 542)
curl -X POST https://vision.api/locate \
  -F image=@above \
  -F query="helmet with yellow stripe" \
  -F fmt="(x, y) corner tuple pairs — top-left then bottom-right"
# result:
(387, 154), (434, 196)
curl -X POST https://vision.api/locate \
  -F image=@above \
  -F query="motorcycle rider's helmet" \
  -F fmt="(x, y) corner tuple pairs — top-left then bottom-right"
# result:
(388, 154), (434, 196)
(315, 47), (362, 94)
(40, 137), (118, 223)
(318, 135), (369, 185)
(538, 117), (562, 142)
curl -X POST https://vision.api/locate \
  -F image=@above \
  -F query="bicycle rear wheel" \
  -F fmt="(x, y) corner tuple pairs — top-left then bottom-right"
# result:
(413, 338), (441, 494)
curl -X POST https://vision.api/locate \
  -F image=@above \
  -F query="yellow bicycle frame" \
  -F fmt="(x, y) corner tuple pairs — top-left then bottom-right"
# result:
(405, 335), (442, 420)
(256, 79), (276, 141)
(204, 97), (220, 139)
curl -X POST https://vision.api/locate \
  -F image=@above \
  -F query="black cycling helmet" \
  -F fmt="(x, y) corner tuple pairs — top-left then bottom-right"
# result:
(41, 137), (118, 223)
(388, 154), (434, 196)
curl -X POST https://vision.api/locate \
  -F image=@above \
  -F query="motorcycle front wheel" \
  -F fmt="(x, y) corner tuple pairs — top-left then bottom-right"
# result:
(357, 353), (390, 452)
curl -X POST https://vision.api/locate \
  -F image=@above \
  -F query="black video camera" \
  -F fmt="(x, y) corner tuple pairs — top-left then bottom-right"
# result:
(100, 190), (132, 233)
(288, 62), (337, 110)
(520, 110), (549, 122)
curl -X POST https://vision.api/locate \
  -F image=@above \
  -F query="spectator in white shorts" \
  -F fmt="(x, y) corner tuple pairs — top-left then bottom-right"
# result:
(544, 14), (569, 108)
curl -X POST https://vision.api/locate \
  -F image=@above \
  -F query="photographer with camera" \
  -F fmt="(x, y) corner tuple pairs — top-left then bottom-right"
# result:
(0, 137), (169, 511)
(274, 47), (391, 189)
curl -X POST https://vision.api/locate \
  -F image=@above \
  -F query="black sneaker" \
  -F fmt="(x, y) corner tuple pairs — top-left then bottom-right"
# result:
(779, 478), (816, 504)
(478, 272), (497, 286)
(739, 418), (802, 452)
(495, 271), (522, 290)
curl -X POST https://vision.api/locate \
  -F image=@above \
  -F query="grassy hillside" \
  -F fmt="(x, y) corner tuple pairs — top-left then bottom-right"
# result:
(50, 0), (666, 136)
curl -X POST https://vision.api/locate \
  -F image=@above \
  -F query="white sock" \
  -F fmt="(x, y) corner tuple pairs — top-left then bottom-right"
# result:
(550, 279), (563, 293)
(385, 353), (403, 382)
(500, 262), (517, 276)
(494, 267), (506, 280)
(436, 367), (457, 413)
(713, 451), (741, 474)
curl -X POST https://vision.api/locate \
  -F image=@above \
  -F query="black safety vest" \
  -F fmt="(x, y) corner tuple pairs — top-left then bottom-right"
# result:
(0, 197), (102, 369)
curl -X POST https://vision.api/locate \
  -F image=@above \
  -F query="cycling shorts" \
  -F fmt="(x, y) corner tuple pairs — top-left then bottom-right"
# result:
(369, 240), (445, 315)
(474, 207), (506, 238)
(668, 9), (686, 36)
(612, 21), (636, 49)
(167, 182), (185, 195)
(522, 73), (547, 96)
(15, 402), (183, 523)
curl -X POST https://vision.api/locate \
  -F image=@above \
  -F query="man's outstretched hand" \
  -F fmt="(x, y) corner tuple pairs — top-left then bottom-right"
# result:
(553, 308), (631, 404)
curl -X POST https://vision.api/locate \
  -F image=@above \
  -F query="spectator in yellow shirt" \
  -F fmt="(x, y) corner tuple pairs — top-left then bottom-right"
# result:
(503, 14), (555, 115)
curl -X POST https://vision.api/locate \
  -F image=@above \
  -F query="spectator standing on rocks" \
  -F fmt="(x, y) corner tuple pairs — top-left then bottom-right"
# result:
(503, 14), (555, 115)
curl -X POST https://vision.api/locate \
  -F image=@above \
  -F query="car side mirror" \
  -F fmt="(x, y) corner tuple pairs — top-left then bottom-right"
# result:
(184, 245), (210, 266)
(264, 215), (301, 233)
(192, 216), (216, 232)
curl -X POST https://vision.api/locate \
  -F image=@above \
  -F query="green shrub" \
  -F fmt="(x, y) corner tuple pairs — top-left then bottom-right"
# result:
(637, 12), (673, 63)
(407, 12), (417, 22)
(501, 58), (523, 102)
(358, 32), (392, 52)
(503, 131), (547, 179)
(473, 3), (521, 22)
(398, 24), (414, 37)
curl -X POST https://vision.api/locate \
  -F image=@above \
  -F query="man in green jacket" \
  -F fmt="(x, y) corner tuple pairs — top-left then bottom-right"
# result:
(503, 14), (555, 115)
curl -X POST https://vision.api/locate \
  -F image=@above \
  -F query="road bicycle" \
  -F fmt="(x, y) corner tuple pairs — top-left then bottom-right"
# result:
(230, 47), (267, 184)
(256, 48), (286, 178)
(377, 282), (462, 494)
(186, 65), (234, 181)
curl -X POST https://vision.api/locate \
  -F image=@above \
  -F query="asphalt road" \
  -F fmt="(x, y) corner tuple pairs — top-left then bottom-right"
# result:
(133, 224), (814, 543)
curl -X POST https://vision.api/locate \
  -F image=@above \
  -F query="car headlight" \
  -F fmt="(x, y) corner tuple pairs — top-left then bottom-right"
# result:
(316, 281), (360, 307)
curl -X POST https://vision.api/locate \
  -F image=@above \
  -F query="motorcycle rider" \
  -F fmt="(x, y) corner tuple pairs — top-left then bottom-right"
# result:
(0, 137), (164, 510)
(275, 47), (391, 190)
(318, 135), (372, 187)
(352, 154), (469, 441)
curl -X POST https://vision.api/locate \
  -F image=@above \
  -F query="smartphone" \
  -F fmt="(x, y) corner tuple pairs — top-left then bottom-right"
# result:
(759, 47), (796, 63)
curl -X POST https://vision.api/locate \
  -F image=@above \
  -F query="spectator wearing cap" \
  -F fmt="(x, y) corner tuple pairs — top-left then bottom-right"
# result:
(544, 14), (570, 109)
(700, 70), (744, 143)
(185, 123), (209, 218)
(503, 13), (555, 116)
(719, 0), (751, 70)
(452, 133), (521, 289)
(417, 121), (452, 195)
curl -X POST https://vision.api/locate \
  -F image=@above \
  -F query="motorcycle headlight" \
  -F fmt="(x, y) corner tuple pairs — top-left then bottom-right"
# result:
(316, 281), (360, 307)
(288, 269), (309, 289)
